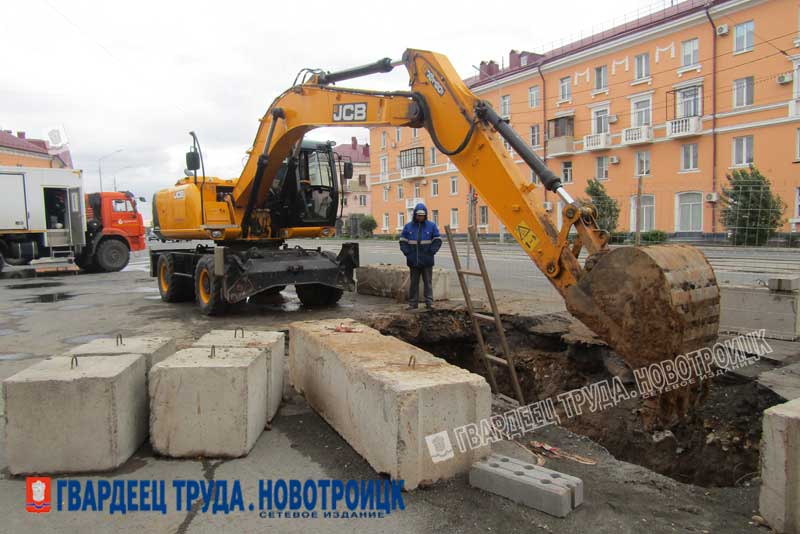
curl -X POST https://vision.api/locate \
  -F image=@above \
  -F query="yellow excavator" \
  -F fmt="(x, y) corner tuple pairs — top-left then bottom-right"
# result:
(151, 49), (719, 418)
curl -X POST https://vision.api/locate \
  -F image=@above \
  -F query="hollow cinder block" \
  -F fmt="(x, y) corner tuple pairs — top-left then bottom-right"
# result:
(149, 347), (267, 458)
(3, 354), (147, 474)
(67, 336), (176, 371)
(469, 453), (583, 517)
(193, 330), (284, 421)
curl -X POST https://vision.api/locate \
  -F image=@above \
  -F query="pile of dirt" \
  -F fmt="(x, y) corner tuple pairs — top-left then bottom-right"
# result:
(369, 309), (784, 487)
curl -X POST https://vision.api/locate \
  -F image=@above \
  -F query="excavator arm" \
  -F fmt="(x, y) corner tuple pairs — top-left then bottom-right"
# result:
(204, 49), (722, 423)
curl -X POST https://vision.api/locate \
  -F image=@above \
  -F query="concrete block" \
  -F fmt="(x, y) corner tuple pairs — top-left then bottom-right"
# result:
(289, 318), (490, 490)
(769, 277), (800, 293)
(193, 330), (285, 421)
(720, 286), (800, 340)
(356, 264), (450, 301)
(67, 336), (176, 371)
(3, 354), (147, 474)
(470, 453), (583, 518)
(149, 347), (267, 458)
(760, 398), (800, 533)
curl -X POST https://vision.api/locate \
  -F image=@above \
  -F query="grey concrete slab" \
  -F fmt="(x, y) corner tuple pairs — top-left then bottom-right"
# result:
(758, 362), (800, 401)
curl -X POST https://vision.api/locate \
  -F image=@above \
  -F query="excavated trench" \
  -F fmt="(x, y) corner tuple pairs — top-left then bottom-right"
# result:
(368, 309), (784, 488)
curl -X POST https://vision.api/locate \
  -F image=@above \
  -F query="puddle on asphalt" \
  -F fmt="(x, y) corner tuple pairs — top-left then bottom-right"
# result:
(0, 353), (36, 361)
(6, 282), (63, 290)
(63, 334), (110, 345)
(15, 292), (75, 304)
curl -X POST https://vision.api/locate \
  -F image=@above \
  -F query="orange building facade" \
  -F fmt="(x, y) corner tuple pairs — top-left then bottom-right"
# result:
(369, 0), (800, 236)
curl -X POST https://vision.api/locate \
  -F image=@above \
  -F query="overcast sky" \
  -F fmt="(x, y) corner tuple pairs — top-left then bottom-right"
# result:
(2, 0), (658, 201)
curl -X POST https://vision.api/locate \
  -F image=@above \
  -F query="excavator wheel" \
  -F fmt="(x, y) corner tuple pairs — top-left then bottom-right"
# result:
(194, 255), (228, 315)
(295, 283), (343, 308)
(565, 244), (720, 427)
(157, 254), (194, 302)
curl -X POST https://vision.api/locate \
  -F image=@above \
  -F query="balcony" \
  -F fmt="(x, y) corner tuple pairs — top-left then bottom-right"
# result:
(622, 125), (653, 145)
(405, 197), (425, 210)
(546, 136), (574, 156)
(583, 132), (612, 151)
(400, 166), (424, 180)
(667, 116), (702, 138)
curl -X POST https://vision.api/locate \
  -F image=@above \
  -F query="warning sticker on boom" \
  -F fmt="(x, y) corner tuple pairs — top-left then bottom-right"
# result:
(515, 221), (539, 250)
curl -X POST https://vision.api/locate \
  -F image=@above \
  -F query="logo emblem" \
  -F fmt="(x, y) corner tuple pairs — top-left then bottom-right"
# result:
(425, 69), (445, 96)
(332, 103), (367, 122)
(425, 431), (454, 463)
(26, 477), (51, 513)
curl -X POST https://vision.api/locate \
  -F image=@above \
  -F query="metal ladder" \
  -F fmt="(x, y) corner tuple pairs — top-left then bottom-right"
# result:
(444, 225), (525, 405)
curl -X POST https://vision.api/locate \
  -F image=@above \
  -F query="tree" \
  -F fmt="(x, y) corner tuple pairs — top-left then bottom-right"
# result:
(720, 166), (785, 246)
(583, 179), (620, 234)
(359, 215), (378, 237)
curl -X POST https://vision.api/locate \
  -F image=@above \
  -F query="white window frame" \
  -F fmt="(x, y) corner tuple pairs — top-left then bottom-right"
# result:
(592, 107), (609, 134)
(675, 191), (703, 232)
(500, 95), (511, 117)
(635, 150), (651, 176)
(431, 209), (439, 225)
(429, 147), (436, 165)
(594, 65), (608, 91)
(379, 156), (388, 180)
(450, 175), (458, 195)
(528, 85), (540, 108)
(397, 212), (405, 229)
(397, 184), (404, 200)
(395, 128), (401, 143)
(479, 205), (489, 226)
(358, 194), (367, 207)
(733, 76), (754, 108)
(595, 156), (609, 180)
(634, 53), (650, 81)
(529, 124), (540, 147)
(450, 208), (459, 229)
(382, 213), (389, 230)
(413, 182), (421, 198)
(681, 143), (699, 171)
(796, 128), (800, 160)
(411, 128), (419, 139)
(676, 85), (702, 118)
(561, 161), (573, 183)
(559, 76), (571, 102)
(630, 194), (656, 232)
(431, 178), (439, 197)
(681, 38), (699, 67)
(381, 131), (387, 149)
(631, 96), (652, 127)
(732, 135), (754, 167)
(734, 20), (754, 54)
(382, 187), (389, 202)
(530, 169), (539, 184)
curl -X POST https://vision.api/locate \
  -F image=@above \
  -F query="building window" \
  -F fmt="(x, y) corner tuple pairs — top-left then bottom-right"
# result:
(630, 195), (655, 232)
(359, 195), (367, 206)
(559, 76), (571, 101)
(358, 174), (367, 187)
(635, 151), (651, 176)
(548, 116), (574, 138)
(503, 138), (515, 158)
(676, 86), (702, 118)
(632, 98), (651, 127)
(395, 156), (401, 170)
(500, 95), (511, 117)
(733, 135), (754, 166)
(397, 184), (404, 200)
(681, 143), (699, 171)
(634, 53), (650, 80)
(432, 178), (439, 197)
(594, 65), (608, 91)
(681, 38), (699, 67)
(429, 147), (436, 165)
(382, 213), (389, 229)
(561, 161), (573, 183)
(450, 176), (458, 195)
(797, 128), (800, 160)
(379, 156), (388, 179)
(399, 147), (424, 168)
(595, 156), (609, 180)
(529, 124), (540, 147)
(592, 108), (609, 134)
(398, 212), (405, 228)
(528, 86), (539, 108)
(431, 209), (439, 224)
(395, 128), (401, 143)
(734, 20), (754, 53)
(381, 131), (388, 149)
(411, 128), (419, 139)
(382, 187), (389, 201)
(677, 192), (703, 232)
(479, 205), (489, 225)
(733, 76), (754, 108)
(530, 169), (539, 184)
(450, 208), (459, 228)
(413, 182), (421, 198)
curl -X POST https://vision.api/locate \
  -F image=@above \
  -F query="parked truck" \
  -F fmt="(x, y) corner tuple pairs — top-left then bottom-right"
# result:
(0, 166), (146, 273)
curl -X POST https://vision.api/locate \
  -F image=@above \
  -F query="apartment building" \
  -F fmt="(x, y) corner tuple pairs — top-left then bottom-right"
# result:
(370, 0), (800, 236)
(0, 130), (73, 169)
(334, 137), (371, 236)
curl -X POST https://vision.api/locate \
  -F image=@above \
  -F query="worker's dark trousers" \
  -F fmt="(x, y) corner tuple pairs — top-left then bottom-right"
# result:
(408, 266), (433, 307)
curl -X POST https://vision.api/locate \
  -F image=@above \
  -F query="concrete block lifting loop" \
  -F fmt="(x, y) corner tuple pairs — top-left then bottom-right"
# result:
(209, 345), (216, 359)
(70, 355), (79, 369)
(116, 334), (124, 346)
(234, 327), (245, 339)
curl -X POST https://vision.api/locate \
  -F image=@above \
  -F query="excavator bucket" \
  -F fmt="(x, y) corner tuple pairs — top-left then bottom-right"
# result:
(564, 244), (720, 424)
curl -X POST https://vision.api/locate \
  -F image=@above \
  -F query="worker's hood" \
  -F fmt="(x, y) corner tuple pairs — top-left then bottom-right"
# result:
(413, 202), (428, 220)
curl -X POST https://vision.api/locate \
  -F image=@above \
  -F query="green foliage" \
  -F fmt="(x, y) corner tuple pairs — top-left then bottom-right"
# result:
(583, 179), (620, 234)
(720, 166), (785, 246)
(640, 230), (667, 243)
(359, 215), (378, 236)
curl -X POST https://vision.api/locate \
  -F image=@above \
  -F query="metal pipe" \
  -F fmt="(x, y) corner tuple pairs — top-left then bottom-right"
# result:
(317, 58), (395, 85)
(705, 6), (719, 234)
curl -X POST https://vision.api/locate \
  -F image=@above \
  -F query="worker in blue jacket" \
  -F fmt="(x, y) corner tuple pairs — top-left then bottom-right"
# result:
(399, 203), (442, 310)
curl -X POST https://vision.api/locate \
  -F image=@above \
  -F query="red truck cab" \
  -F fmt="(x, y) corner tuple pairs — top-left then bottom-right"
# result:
(79, 191), (145, 271)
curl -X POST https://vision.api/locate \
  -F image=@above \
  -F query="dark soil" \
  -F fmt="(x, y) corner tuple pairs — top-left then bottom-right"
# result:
(369, 309), (784, 488)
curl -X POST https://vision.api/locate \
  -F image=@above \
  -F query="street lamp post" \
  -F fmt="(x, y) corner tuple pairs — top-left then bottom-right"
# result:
(98, 148), (123, 192)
